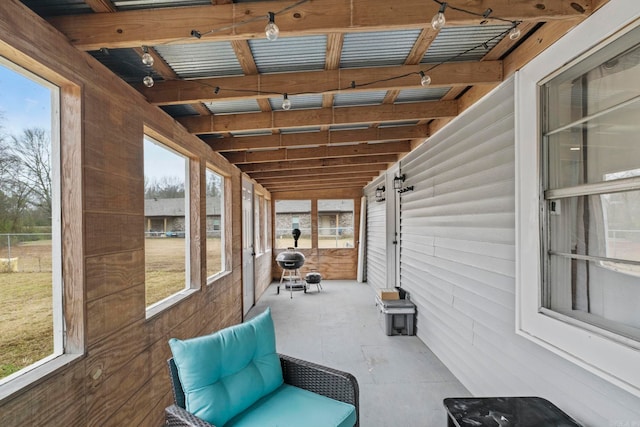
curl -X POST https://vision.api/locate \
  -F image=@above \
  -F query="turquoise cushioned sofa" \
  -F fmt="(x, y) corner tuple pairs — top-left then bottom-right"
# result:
(166, 308), (359, 427)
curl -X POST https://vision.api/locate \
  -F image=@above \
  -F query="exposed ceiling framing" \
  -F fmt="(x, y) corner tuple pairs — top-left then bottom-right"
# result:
(21, 0), (603, 193)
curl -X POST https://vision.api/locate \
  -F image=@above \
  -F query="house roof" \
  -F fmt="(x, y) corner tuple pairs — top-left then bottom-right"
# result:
(20, 0), (605, 193)
(145, 197), (221, 216)
(276, 199), (354, 213)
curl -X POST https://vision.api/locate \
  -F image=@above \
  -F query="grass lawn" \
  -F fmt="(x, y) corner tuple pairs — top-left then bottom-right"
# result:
(0, 237), (222, 379)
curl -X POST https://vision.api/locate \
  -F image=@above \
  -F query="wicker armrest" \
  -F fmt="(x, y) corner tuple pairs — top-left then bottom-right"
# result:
(279, 353), (359, 426)
(165, 404), (217, 427)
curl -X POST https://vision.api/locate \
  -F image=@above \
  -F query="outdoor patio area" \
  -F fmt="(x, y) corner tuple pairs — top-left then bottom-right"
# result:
(247, 280), (471, 426)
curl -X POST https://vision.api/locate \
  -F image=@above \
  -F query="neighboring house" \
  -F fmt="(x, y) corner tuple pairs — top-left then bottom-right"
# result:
(144, 197), (222, 237)
(275, 199), (354, 239)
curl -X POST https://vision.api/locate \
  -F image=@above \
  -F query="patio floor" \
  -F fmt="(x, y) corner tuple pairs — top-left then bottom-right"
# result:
(247, 280), (471, 426)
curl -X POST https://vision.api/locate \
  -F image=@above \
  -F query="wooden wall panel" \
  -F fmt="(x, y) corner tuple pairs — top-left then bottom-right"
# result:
(0, 2), (262, 426)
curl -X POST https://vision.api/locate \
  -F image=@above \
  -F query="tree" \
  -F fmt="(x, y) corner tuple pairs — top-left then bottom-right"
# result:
(10, 128), (52, 216)
(144, 176), (185, 199)
(0, 128), (52, 232)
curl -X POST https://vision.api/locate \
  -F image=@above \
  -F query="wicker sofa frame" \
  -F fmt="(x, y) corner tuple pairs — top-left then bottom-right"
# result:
(166, 353), (360, 427)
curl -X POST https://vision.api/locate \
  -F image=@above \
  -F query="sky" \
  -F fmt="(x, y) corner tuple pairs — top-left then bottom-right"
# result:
(0, 58), (184, 183)
(0, 61), (52, 137)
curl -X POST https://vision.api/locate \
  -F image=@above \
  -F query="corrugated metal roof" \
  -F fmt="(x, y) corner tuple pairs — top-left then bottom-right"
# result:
(230, 130), (273, 137)
(249, 35), (327, 74)
(269, 94), (323, 111)
(20, 0), (92, 16)
(334, 90), (387, 107)
(114, 0), (210, 10)
(280, 127), (322, 134)
(378, 120), (421, 128)
(422, 25), (512, 64)
(340, 30), (421, 69)
(160, 104), (200, 117)
(396, 87), (451, 103)
(89, 48), (161, 84)
(154, 41), (243, 78)
(204, 99), (261, 115)
(329, 124), (370, 131)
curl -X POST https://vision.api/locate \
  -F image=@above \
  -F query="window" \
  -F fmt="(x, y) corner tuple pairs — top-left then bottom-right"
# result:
(144, 136), (190, 309)
(541, 25), (640, 342)
(0, 56), (82, 393)
(318, 199), (354, 248)
(275, 200), (311, 249)
(264, 197), (272, 251)
(254, 193), (263, 254)
(516, 9), (640, 397)
(205, 167), (224, 281)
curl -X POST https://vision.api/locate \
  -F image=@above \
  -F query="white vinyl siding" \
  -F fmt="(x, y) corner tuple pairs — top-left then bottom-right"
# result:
(365, 179), (387, 290)
(396, 72), (640, 425)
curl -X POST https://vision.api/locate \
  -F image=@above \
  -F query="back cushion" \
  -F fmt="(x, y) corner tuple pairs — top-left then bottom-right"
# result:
(169, 308), (283, 426)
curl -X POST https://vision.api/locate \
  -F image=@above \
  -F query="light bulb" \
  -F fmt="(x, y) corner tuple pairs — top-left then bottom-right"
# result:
(265, 12), (279, 41)
(282, 94), (291, 110)
(143, 75), (154, 88)
(420, 71), (431, 86)
(141, 52), (154, 66)
(431, 12), (445, 30)
(431, 3), (447, 30)
(509, 26), (521, 40)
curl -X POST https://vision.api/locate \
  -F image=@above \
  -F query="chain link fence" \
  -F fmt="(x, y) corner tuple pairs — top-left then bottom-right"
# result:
(0, 233), (52, 273)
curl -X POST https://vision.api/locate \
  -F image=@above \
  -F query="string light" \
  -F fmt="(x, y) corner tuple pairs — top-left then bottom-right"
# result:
(265, 12), (280, 41)
(141, 46), (154, 66)
(140, 0), (526, 107)
(143, 74), (154, 88)
(419, 71), (431, 86)
(431, 2), (447, 30)
(509, 25), (521, 40)
(282, 93), (292, 110)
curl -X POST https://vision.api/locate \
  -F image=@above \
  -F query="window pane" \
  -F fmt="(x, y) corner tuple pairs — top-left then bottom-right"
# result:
(206, 168), (224, 280)
(0, 60), (58, 379)
(144, 137), (188, 307)
(542, 25), (640, 345)
(254, 194), (263, 254)
(549, 192), (640, 263)
(275, 200), (311, 249)
(264, 198), (271, 251)
(318, 199), (354, 248)
(544, 29), (640, 131)
(545, 101), (640, 189)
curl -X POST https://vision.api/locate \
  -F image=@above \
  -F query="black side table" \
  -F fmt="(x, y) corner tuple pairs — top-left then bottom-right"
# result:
(443, 397), (582, 427)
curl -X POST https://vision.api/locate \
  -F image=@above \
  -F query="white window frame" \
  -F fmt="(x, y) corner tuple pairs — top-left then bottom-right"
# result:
(0, 57), (84, 401)
(205, 165), (226, 283)
(515, 0), (640, 397)
(143, 133), (193, 318)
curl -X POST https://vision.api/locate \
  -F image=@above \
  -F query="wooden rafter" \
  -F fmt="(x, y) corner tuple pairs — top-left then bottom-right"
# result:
(140, 61), (502, 106)
(204, 125), (427, 151)
(222, 141), (411, 164)
(47, 0), (592, 51)
(238, 154), (397, 173)
(180, 101), (457, 134)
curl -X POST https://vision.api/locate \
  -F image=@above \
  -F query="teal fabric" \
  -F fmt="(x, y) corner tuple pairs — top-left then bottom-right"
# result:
(168, 308), (284, 427)
(225, 384), (357, 427)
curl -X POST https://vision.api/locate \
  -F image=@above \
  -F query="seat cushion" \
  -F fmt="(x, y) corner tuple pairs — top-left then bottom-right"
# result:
(168, 308), (283, 427)
(225, 384), (357, 427)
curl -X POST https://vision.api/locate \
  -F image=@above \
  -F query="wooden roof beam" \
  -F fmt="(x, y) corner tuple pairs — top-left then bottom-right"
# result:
(222, 141), (411, 164)
(249, 163), (385, 180)
(265, 180), (371, 192)
(180, 101), (457, 134)
(238, 154), (397, 173)
(204, 125), (427, 151)
(140, 61), (502, 105)
(47, 0), (592, 51)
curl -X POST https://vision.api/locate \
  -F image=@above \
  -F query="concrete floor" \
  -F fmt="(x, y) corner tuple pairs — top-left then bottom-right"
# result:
(247, 280), (471, 426)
